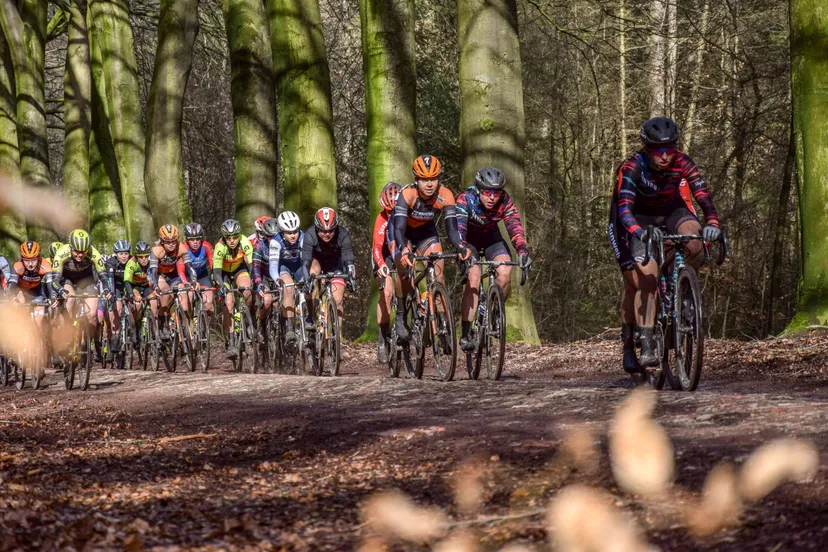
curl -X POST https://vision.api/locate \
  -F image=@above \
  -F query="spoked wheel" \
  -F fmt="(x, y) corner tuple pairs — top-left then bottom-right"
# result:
(387, 298), (402, 378)
(76, 321), (93, 391)
(161, 315), (177, 373)
(647, 319), (668, 390)
(178, 308), (195, 373)
(482, 284), (507, 380)
(195, 309), (211, 373)
(147, 314), (160, 372)
(31, 342), (45, 390)
(314, 300), (326, 377)
(63, 356), (75, 390)
(267, 314), (280, 373)
(121, 314), (135, 371)
(278, 315), (298, 375)
(402, 292), (425, 379)
(239, 306), (256, 374)
(324, 298), (341, 376)
(14, 352), (26, 390)
(673, 267), (704, 391)
(100, 326), (111, 371)
(429, 281), (456, 382)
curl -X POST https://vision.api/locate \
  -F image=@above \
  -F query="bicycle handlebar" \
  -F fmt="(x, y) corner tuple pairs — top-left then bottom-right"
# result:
(413, 252), (458, 262)
(644, 225), (729, 267)
(464, 258), (529, 286)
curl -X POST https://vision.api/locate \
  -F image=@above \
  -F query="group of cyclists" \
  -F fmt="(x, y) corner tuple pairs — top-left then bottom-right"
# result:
(0, 114), (723, 386)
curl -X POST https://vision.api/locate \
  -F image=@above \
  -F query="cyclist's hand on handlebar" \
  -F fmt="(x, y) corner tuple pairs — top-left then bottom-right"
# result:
(378, 264), (390, 279)
(458, 244), (472, 262)
(518, 249), (533, 270)
(256, 284), (265, 298)
(302, 279), (314, 295)
(703, 225), (721, 243)
(346, 278), (356, 293)
(400, 248), (414, 269)
(642, 227), (664, 243)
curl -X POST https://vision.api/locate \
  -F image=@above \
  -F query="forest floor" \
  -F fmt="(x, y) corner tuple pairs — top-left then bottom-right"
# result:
(0, 331), (827, 551)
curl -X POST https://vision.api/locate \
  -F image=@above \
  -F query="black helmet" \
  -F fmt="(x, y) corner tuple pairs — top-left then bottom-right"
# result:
(135, 241), (151, 255)
(640, 117), (680, 146)
(113, 239), (131, 253)
(474, 167), (506, 191)
(221, 219), (242, 238)
(262, 218), (279, 237)
(184, 222), (204, 239)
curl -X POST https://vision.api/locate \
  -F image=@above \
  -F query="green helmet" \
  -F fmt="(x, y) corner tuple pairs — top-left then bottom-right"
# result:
(48, 241), (64, 258)
(68, 229), (91, 253)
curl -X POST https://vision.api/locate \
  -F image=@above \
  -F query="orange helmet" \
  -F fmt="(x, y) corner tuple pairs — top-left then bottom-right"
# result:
(379, 182), (402, 212)
(158, 224), (179, 242)
(20, 240), (41, 260)
(412, 155), (442, 179)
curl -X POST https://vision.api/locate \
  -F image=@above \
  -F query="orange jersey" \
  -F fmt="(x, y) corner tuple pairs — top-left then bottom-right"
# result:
(395, 184), (456, 228)
(150, 243), (190, 275)
(13, 259), (52, 290)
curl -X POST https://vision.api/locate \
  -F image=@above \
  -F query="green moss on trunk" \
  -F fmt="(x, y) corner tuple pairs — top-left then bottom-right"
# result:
(0, 25), (24, 258)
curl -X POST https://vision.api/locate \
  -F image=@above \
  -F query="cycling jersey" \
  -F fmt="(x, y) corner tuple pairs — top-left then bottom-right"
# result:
(104, 256), (128, 292)
(178, 242), (213, 281)
(252, 232), (305, 286)
(149, 243), (195, 286)
(371, 211), (394, 272)
(9, 259), (54, 298)
(456, 186), (528, 254)
(301, 226), (355, 275)
(392, 184), (464, 251)
(51, 244), (106, 292)
(616, 151), (719, 239)
(0, 256), (11, 290)
(212, 235), (254, 283)
(123, 258), (150, 297)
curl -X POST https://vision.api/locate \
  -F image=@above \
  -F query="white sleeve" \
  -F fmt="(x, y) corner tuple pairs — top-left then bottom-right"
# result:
(268, 238), (281, 282)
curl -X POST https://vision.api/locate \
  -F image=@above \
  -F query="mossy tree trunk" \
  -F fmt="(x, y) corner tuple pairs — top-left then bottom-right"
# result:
(356, 0), (417, 340)
(0, 0), (53, 242)
(787, 0), (828, 331)
(268, 0), (337, 225)
(0, 26), (24, 257)
(145, 0), (198, 229)
(222, 0), (277, 228)
(89, 0), (152, 242)
(457, 0), (539, 344)
(87, 8), (124, 247)
(62, 0), (92, 225)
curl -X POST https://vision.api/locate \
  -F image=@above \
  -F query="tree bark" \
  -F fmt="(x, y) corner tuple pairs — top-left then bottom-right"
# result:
(62, 0), (91, 224)
(457, 0), (539, 344)
(766, 118), (794, 335)
(666, 0), (677, 116)
(87, 12), (124, 246)
(89, 0), (153, 242)
(787, 0), (828, 331)
(647, 0), (666, 117)
(618, 0), (627, 155)
(223, 0), (277, 228)
(0, 25), (24, 258)
(268, 0), (337, 225)
(145, 0), (199, 230)
(682, 0), (710, 154)
(356, 0), (417, 340)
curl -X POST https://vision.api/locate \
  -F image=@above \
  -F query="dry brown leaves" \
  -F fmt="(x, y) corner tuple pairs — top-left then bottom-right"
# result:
(361, 489), (447, 544)
(739, 438), (820, 502)
(688, 462), (743, 536)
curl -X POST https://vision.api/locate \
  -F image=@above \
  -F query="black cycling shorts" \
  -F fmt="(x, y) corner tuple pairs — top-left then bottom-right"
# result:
(467, 228), (511, 261)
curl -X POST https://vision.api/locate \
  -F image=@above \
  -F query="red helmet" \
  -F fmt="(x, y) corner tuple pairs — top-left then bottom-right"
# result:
(254, 216), (272, 234)
(379, 182), (402, 212)
(314, 207), (338, 232)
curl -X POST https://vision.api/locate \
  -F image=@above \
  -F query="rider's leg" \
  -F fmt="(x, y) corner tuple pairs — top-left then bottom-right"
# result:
(621, 269), (640, 373)
(494, 260), (513, 299)
(86, 297), (99, 342)
(332, 280), (345, 318)
(460, 261), (481, 351)
(393, 246), (413, 341)
(304, 260), (321, 328)
(679, 219), (704, 269)
(281, 273), (296, 318)
(237, 272), (253, 309)
(633, 257), (659, 368)
(157, 276), (172, 317)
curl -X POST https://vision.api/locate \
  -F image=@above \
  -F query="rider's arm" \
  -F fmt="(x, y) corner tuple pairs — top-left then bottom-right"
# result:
(91, 248), (109, 291)
(455, 191), (470, 244)
(148, 249), (161, 288)
(50, 247), (68, 293)
(371, 213), (388, 271)
(268, 237), (282, 283)
(0, 257), (14, 290)
(681, 154), (720, 228)
(392, 188), (412, 252)
(300, 229), (316, 275)
(251, 240), (266, 286)
(616, 158), (645, 239)
(123, 260), (135, 297)
(178, 244), (197, 283)
(212, 241), (226, 285)
(500, 193), (529, 254)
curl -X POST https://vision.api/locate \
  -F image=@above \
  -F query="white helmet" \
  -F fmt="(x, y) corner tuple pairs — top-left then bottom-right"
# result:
(277, 211), (301, 232)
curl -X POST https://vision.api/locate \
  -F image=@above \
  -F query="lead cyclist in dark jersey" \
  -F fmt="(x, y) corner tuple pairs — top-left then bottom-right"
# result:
(608, 117), (721, 372)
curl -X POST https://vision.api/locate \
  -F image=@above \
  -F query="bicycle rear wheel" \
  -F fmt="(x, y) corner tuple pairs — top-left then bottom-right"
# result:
(325, 297), (341, 376)
(267, 313), (280, 373)
(239, 305), (256, 374)
(178, 308), (195, 372)
(402, 292), (424, 379)
(148, 314), (161, 372)
(429, 281), (456, 382)
(77, 321), (92, 391)
(387, 297), (402, 378)
(674, 267), (704, 391)
(195, 309), (210, 372)
(121, 313), (135, 371)
(483, 283), (507, 380)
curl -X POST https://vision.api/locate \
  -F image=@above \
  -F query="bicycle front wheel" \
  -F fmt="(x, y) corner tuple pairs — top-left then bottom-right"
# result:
(429, 281), (456, 382)
(178, 308), (195, 372)
(325, 297), (341, 376)
(77, 321), (92, 391)
(196, 309), (210, 372)
(674, 267), (704, 391)
(484, 283), (507, 380)
(388, 297), (402, 378)
(239, 305), (256, 374)
(14, 352), (26, 390)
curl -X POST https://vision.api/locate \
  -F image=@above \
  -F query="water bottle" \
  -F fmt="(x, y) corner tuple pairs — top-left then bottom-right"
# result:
(233, 311), (241, 334)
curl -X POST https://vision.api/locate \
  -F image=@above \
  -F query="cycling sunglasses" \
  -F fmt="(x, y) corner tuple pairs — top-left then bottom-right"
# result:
(479, 188), (504, 199)
(646, 146), (678, 157)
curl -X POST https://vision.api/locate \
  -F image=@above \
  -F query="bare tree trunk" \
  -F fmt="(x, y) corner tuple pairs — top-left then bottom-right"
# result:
(647, 0), (666, 116)
(0, 25), (24, 258)
(618, 0), (627, 155)
(666, 0), (678, 116)
(766, 118), (795, 335)
(682, 0), (710, 153)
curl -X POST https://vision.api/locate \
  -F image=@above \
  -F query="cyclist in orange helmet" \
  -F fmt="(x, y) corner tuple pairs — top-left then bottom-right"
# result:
(372, 182), (401, 363)
(392, 155), (471, 342)
(148, 224), (197, 339)
(8, 241), (54, 331)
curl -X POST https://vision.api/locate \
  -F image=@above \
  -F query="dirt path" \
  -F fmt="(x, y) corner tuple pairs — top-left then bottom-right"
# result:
(1, 334), (826, 550)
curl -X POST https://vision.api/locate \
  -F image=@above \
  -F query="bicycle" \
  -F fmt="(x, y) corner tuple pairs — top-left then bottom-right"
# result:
(400, 252), (458, 381)
(295, 280), (317, 376)
(191, 286), (214, 373)
(643, 226), (728, 391)
(60, 292), (100, 391)
(464, 259), (528, 381)
(223, 286), (256, 373)
(7, 299), (50, 390)
(115, 297), (137, 371)
(305, 273), (347, 377)
(158, 285), (195, 372)
(276, 282), (304, 374)
(137, 295), (160, 372)
(378, 270), (403, 378)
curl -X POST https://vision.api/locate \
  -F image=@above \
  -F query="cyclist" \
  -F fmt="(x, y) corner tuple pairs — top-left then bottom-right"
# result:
(179, 223), (215, 318)
(301, 208), (355, 327)
(124, 241), (155, 327)
(0, 254), (11, 292)
(249, 215), (273, 247)
(251, 217), (278, 337)
(372, 182), (401, 363)
(8, 241), (54, 331)
(456, 167), (533, 352)
(609, 116), (721, 371)
(103, 240), (131, 358)
(43, 241), (64, 266)
(212, 219), (255, 359)
(268, 211), (305, 348)
(51, 229), (109, 348)
(392, 154), (472, 341)
(148, 225), (197, 336)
